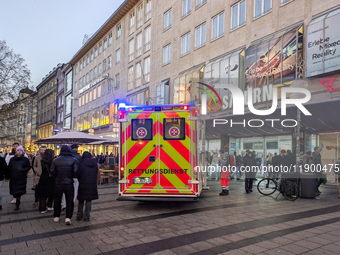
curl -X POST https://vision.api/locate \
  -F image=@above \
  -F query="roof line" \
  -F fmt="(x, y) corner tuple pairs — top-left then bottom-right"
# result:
(68, 0), (131, 65)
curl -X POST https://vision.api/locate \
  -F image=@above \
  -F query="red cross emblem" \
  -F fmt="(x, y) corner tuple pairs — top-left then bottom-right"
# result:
(169, 126), (180, 137)
(136, 127), (147, 138)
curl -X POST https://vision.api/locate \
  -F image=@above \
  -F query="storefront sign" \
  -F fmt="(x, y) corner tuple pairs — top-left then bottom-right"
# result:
(79, 73), (109, 94)
(306, 8), (340, 77)
(320, 78), (340, 92)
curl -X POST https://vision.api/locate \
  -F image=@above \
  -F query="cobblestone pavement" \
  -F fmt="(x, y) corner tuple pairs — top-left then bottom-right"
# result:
(1, 173), (340, 255)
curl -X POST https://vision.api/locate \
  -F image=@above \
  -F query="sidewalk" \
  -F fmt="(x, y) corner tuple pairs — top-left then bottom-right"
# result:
(1, 173), (340, 255)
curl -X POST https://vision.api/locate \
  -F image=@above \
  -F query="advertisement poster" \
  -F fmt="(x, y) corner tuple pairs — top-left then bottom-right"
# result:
(245, 26), (303, 88)
(307, 10), (340, 77)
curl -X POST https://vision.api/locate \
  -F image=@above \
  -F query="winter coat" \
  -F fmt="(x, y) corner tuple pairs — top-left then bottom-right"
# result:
(33, 155), (43, 186)
(0, 156), (7, 181)
(50, 153), (78, 186)
(243, 155), (257, 178)
(71, 151), (82, 162)
(8, 155), (31, 197)
(77, 158), (99, 201)
(37, 162), (55, 198)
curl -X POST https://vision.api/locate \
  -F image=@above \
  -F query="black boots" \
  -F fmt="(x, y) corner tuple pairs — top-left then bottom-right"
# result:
(15, 197), (20, 211)
(219, 189), (229, 196)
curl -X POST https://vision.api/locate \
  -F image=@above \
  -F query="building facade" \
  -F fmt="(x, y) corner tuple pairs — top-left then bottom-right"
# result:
(0, 88), (35, 153)
(68, 0), (340, 159)
(36, 64), (65, 149)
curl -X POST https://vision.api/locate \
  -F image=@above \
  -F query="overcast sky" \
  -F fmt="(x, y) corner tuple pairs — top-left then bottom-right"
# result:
(0, 0), (125, 89)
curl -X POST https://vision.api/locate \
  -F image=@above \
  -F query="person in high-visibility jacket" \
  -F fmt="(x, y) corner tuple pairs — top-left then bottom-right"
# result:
(219, 149), (231, 196)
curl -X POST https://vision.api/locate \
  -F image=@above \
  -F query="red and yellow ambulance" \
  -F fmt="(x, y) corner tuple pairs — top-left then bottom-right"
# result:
(117, 101), (202, 201)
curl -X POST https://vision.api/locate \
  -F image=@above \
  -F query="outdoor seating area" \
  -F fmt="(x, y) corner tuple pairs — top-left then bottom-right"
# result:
(98, 158), (119, 185)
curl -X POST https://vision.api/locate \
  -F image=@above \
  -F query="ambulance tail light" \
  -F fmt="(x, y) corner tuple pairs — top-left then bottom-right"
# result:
(181, 105), (189, 110)
(119, 110), (124, 119)
(120, 166), (124, 179)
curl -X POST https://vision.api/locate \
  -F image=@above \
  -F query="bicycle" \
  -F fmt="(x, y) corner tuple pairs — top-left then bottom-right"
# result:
(257, 176), (298, 201)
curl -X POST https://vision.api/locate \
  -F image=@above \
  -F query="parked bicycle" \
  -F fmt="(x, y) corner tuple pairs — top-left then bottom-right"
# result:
(257, 175), (298, 201)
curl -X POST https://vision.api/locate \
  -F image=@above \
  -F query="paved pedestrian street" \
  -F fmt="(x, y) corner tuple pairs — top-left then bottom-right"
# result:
(1, 174), (340, 255)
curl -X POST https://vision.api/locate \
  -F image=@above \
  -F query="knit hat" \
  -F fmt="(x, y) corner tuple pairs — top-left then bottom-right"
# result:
(71, 144), (79, 149)
(61, 145), (71, 153)
(16, 146), (24, 152)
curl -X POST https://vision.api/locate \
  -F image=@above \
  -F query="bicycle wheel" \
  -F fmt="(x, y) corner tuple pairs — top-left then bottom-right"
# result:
(257, 178), (277, 196)
(283, 180), (298, 201)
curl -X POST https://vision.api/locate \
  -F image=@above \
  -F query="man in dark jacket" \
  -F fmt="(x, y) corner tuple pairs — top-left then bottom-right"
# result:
(50, 145), (78, 225)
(243, 151), (258, 193)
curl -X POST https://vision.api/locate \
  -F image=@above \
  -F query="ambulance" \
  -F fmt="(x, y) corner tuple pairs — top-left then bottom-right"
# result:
(117, 101), (202, 201)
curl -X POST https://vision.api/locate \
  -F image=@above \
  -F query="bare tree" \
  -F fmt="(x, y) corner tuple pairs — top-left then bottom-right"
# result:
(0, 40), (32, 143)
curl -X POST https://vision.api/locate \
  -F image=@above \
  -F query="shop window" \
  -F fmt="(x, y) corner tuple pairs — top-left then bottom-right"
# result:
(131, 119), (153, 141)
(163, 118), (186, 140)
(245, 24), (303, 87)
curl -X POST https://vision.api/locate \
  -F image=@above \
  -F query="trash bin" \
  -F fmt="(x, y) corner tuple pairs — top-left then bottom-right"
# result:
(299, 173), (316, 199)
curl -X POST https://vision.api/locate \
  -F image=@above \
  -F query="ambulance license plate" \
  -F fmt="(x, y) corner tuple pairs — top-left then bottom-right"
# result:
(133, 177), (152, 184)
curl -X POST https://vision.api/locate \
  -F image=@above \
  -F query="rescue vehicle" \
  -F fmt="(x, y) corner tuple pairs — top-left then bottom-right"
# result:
(117, 101), (202, 201)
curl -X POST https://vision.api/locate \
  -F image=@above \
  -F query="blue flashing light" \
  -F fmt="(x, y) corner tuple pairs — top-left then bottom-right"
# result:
(118, 103), (126, 109)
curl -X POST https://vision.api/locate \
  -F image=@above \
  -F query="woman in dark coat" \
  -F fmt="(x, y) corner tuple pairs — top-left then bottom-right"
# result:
(37, 149), (55, 213)
(77, 151), (99, 221)
(8, 146), (30, 210)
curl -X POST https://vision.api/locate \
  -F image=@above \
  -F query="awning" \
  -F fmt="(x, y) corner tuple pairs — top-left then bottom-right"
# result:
(35, 130), (110, 144)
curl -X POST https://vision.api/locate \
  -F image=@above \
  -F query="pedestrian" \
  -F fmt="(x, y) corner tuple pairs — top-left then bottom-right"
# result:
(76, 152), (99, 221)
(37, 149), (55, 213)
(230, 152), (240, 180)
(61, 144), (81, 210)
(33, 146), (46, 208)
(243, 151), (257, 193)
(219, 149), (231, 195)
(0, 155), (8, 210)
(5, 142), (28, 204)
(7, 146), (31, 210)
(312, 146), (324, 196)
(211, 152), (219, 181)
(50, 145), (78, 225)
